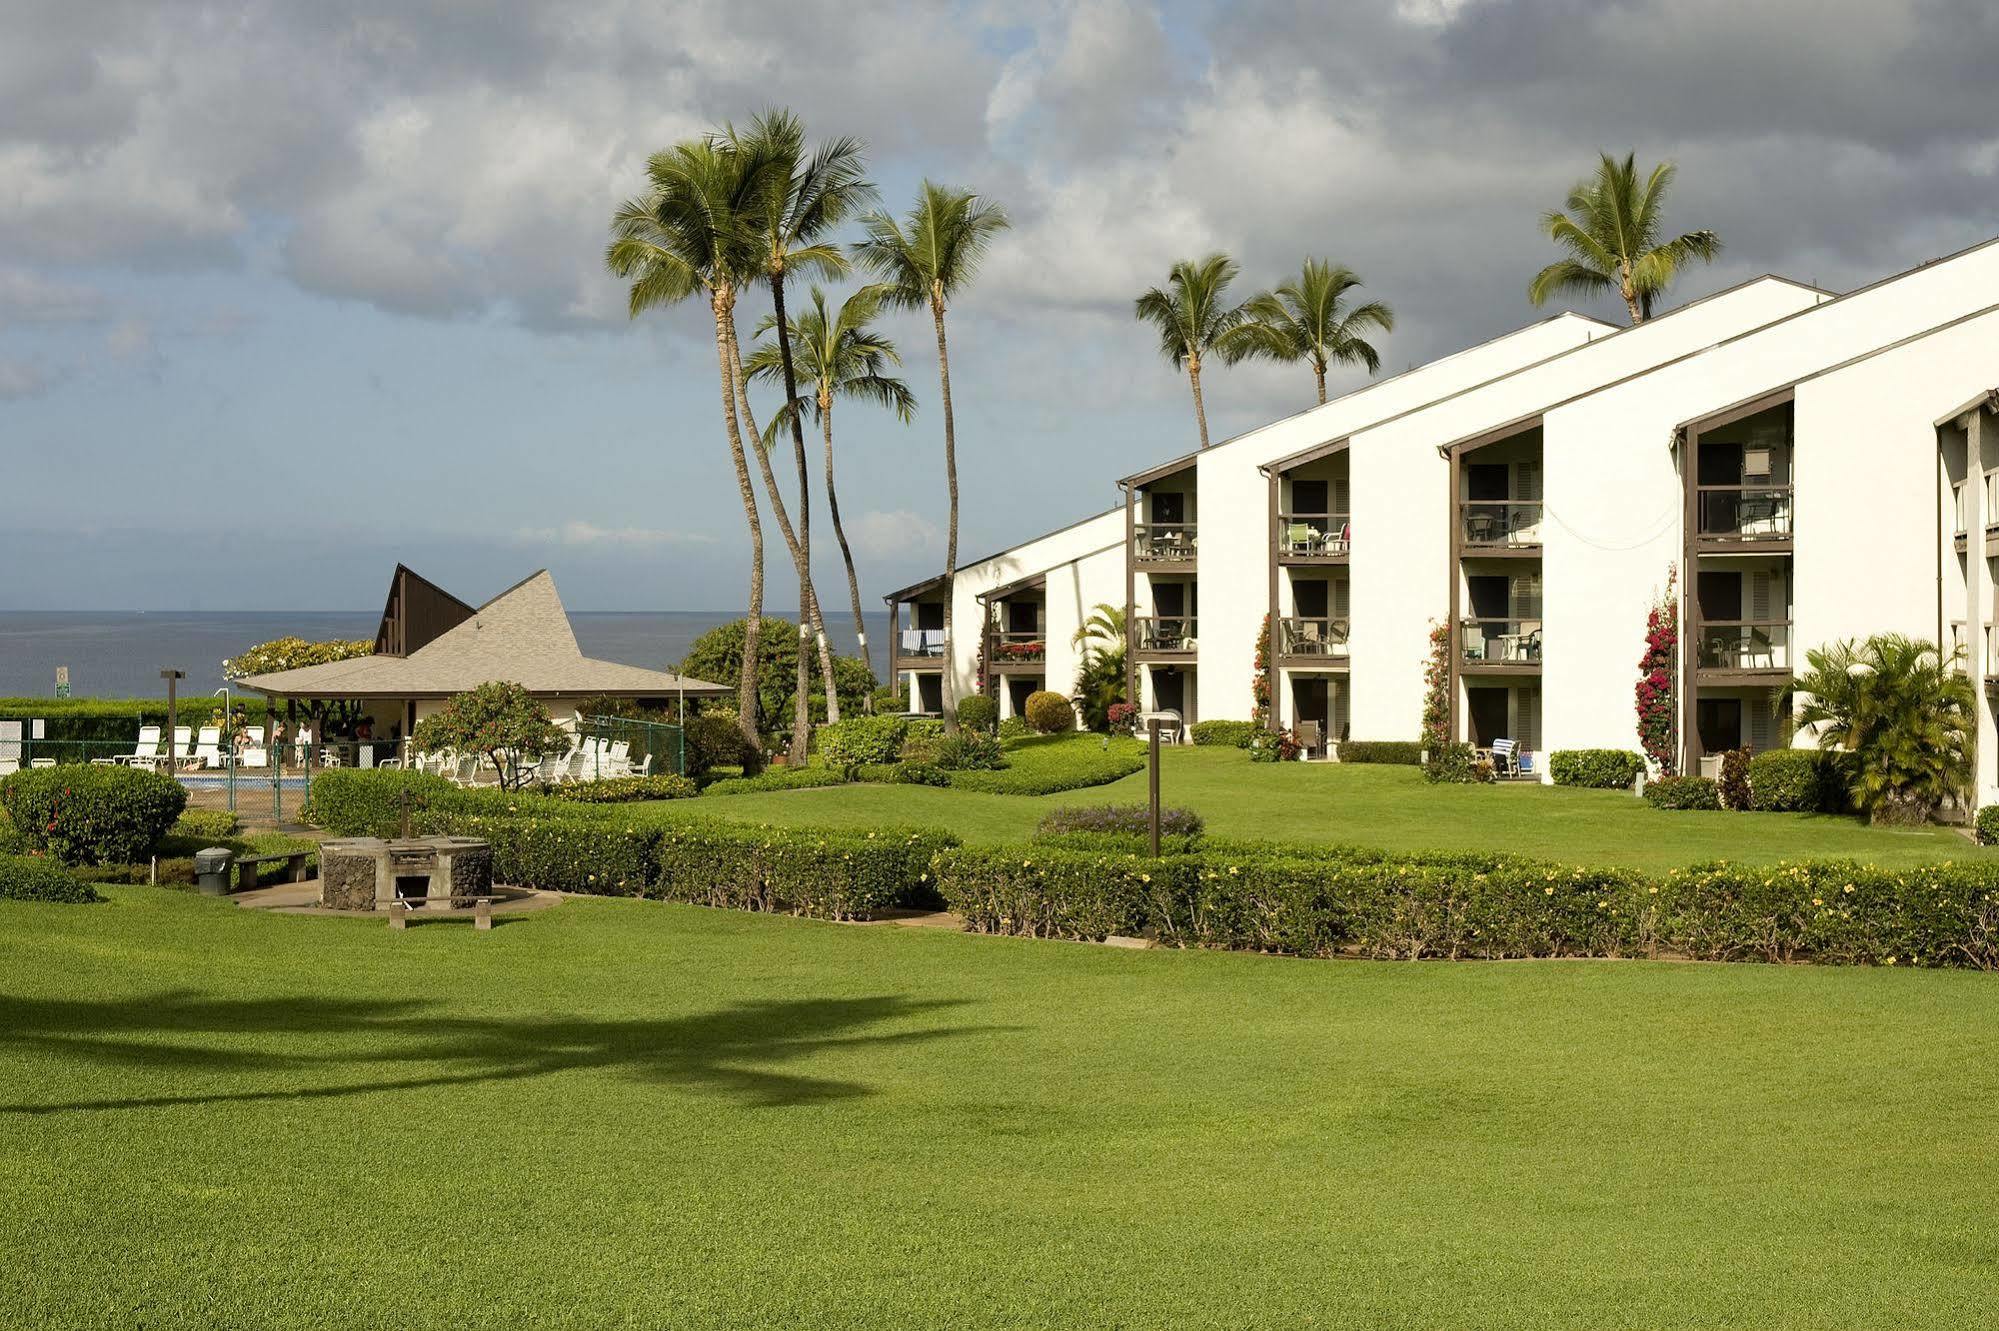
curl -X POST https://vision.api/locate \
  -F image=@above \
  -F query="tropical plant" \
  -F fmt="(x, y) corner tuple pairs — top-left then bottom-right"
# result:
(728, 110), (875, 752)
(1528, 151), (1721, 324)
(678, 618), (876, 747)
(1070, 602), (1128, 732)
(1134, 253), (1247, 449)
(1635, 568), (1679, 775)
(607, 134), (774, 769)
(1785, 634), (1974, 825)
(1218, 259), (1394, 403)
(747, 282), (914, 684)
(1072, 602), (1126, 658)
(855, 181), (1011, 736)
(409, 682), (571, 791)
(1420, 620), (1451, 757)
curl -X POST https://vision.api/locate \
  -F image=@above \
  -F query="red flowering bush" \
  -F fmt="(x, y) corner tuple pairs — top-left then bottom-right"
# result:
(1420, 620), (1451, 756)
(1636, 568), (1679, 775)
(1107, 702), (1138, 736)
(1251, 615), (1272, 727)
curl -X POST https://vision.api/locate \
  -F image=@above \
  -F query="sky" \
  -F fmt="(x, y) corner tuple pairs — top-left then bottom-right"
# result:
(4, 0), (1999, 611)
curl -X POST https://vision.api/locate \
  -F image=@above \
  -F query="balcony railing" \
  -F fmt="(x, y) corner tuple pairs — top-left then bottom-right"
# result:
(1278, 513), (1351, 557)
(1134, 615), (1197, 652)
(1697, 485), (1793, 541)
(1279, 616), (1350, 657)
(1696, 620), (1791, 670)
(1460, 501), (1543, 549)
(1460, 618), (1542, 664)
(895, 629), (948, 659)
(1133, 523), (1197, 562)
(990, 630), (1046, 662)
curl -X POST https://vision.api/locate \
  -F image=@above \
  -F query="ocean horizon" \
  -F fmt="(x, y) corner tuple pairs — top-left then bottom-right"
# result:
(0, 609), (894, 699)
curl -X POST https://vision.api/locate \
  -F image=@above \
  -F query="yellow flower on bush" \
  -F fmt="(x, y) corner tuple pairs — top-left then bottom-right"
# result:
(1543, 886), (1554, 896)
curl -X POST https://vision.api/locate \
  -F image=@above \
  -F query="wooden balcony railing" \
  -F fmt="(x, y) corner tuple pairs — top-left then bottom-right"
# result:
(1133, 615), (1197, 652)
(1696, 485), (1792, 541)
(1461, 618), (1542, 664)
(1278, 616), (1350, 657)
(894, 629), (948, 660)
(1696, 620), (1791, 670)
(1460, 501), (1543, 549)
(1133, 523), (1197, 563)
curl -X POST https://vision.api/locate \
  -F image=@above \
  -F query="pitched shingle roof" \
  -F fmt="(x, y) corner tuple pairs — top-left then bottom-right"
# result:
(239, 570), (729, 699)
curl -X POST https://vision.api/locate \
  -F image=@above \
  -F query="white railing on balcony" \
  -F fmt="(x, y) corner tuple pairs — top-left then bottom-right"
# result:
(1278, 513), (1351, 557)
(1460, 618), (1542, 663)
(1134, 615), (1197, 652)
(1133, 523), (1197, 562)
(1460, 501), (1543, 548)
(1279, 616), (1350, 657)
(1697, 621), (1791, 671)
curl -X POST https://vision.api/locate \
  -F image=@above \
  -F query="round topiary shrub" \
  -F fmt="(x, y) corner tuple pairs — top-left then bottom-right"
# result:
(955, 695), (998, 733)
(1977, 805), (1999, 845)
(0, 765), (188, 866)
(1023, 690), (1074, 734)
(683, 708), (748, 777)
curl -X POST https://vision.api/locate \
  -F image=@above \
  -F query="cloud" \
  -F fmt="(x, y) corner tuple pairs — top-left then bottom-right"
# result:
(520, 521), (717, 549)
(848, 509), (942, 559)
(0, 266), (108, 327)
(0, 359), (60, 400)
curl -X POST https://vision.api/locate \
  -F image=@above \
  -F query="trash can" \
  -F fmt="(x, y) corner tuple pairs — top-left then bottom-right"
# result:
(194, 848), (234, 897)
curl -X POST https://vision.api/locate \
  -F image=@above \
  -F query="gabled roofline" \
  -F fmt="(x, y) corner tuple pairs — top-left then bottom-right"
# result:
(1935, 386), (1999, 430)
(881, 505), (1123, 605)
(1257, 436), (1349, 476)
(475, 568), (553, 612)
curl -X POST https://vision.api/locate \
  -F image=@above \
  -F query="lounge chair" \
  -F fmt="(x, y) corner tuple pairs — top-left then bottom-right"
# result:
(239, 727), (268, 769)
(191, 726), (225, 770)
(165, 726), (195, 770)
(94, 725), (164, 768)
(1490, 737), (1519, 777)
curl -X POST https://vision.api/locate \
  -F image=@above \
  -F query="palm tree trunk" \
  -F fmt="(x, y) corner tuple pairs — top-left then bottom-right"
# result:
(712, 288), (765, 774)
(1188, 353), (1211, 449)
(932, 290), (960, 735)
(725, 318), (841, 758)
(769, 273), (835, 759)
(822, 397), (873, 684)
(1313, 361), (1327, 405)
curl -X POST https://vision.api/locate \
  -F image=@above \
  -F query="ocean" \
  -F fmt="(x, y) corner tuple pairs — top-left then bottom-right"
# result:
(0, 610), (895, 699)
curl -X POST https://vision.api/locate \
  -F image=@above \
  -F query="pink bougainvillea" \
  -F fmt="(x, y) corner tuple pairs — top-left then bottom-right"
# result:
(1251, 615), (1272, 728)
(1419, 620), (1451, 754)
(1635, 566), (1679, 776)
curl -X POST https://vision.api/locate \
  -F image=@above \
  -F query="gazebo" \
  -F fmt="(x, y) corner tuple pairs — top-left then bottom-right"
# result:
(237, 566), (727, 764)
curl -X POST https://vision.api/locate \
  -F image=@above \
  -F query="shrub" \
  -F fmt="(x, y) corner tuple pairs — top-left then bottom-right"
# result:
(935, 845), (1158, 940)
(654, 824), (957, 919)
(1644, 775), (1720, 810)
(410, 681), (570, 790)
(1248, 728), (1302, 763)
(997, 716), (1031, 743)
(0, 765), (188, 865)
(548, 775), (698, 803)
(683, 709), (748, 778)
(305, 769), (459, 836)
(1424, 743), (1493, 784)
(870, 685), (907, 714)
(899, 718), (947, 761)
(1024, 690), (1074, 734)
(1748, 749), (1848, 813)
(0, 810), (22, 855)
(0, 696), (273, 746)
(1978, 805), (1999, 846)
(886, 762), (950, 787)
(1548, 749), (1646, 789)
(946, 736), (1146, 795)
(1106, 702), (1138, 737)
(817, 715), (908, 768)
(931, 732), (1005, 771)
(1033, 805), (1205, 854)
(171, 810), (239, 841)
(1718, 748), (1751, 811)
(0, 853), (103, 904)
(1190, 719), (1258, 749)
(1790, 633), (1972, 824)
(955, 695), (998, 733)
(1339, 740), (1423, 765)
(702, 767), (850, 797)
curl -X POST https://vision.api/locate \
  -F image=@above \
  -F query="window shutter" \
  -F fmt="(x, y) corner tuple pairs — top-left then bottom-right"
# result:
(1749, 573), (1772, 622)
(1748, 699), (1772, 751)
(1334, 478), (1351, 516)
(1334, 682), (1350, 740)
(1333, 578), (1351, 618)
(1514, 461), (1543, 501)
(1511, 573), (1543, 619)
(1520, 688), (1541, 751)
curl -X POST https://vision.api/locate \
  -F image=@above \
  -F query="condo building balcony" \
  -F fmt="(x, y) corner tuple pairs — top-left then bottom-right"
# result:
(1278, 615), (1350, 659)
(1696, 484), (1793, 545)
(1133, 615), (1197, 656)
(1460, 617), (1542, 667)
(1696, 621), (1791, 672)
(1460, 500), (1543, 552)
(1133, 522), (1197, 566)
(989, 630), (1047, 666)
(1278, 513), (1351, 562)
(893, 628), (948, 663)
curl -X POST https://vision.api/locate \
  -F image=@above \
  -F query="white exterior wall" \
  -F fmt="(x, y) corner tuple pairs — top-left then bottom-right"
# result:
(1189, 313), (1611, 722)
(1542, 238), (1999, 757)
(1341, 278), (1822, 741)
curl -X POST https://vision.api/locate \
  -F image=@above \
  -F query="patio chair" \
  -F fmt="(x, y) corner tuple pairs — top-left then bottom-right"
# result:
(95, 725), (164, 768)
(452, 754), (481, 786)
(1296, 718), (1324, 759)
(1284, 522), (1319, 556)
(1490, 737), (1519, 777)
(1295, 619), (1324, 654)
(239, 726), (268, 769)
(191, 726), (225, 770)
(165, 726), (195, 770)
(1523, 628), (1543, 660)
(1465, 510), (1497, 544)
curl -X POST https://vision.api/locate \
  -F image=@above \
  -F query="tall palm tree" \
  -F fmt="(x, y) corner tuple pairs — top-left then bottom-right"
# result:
(1135, 253), (1247, 449)
(746, 283), (915, 685)
(1529, 151), (1721, 324)
(606, 136), (774, 770)
(727, 110), (875, 758)
(854, 181), (1011, 736)
(1219, 259), (1394, 404)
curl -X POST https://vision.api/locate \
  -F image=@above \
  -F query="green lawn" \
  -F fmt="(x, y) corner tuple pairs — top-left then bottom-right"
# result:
(3, 889), (1994, 1328)
(670, 747), (1986, 871)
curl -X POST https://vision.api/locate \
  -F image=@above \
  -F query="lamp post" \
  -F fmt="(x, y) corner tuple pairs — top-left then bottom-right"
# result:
(160, 669), (185, 767)
(1148, 717), (1163, 858)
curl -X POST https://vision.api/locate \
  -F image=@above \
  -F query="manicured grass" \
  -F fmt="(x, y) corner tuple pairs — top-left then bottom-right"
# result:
(2, 889), (1994, 1328)
(667, 747), (1989, 871)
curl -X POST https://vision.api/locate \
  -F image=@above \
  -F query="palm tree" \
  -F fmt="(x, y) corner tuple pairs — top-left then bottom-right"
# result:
(746, 283), (915, 685)
(1135, 254), (1247, 449)
(1071, 602), (1127, 659)
(1219, 259), (1394, 404)
(727, 110), (874, 758)
(1070, 602), (1128, 733)
(606, 136), (774, 771)
(854, 181), (1011, 736)
(1785, 634), (1974, 825)
(1528, 151), (1721, 324)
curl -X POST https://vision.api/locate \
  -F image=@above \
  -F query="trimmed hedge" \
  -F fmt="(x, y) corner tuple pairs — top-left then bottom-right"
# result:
(1036, 804), (1204, 846)
(0, 765), (188, 865)
(653, 824), (956, 918)
(1549, 750), (1645, 789)
(1339, 741), (1423, 765)
(0, 696), (270, 745)
(0, 853), (103, 904)
(1645, 775), (1721, 810)
(1749, 749), (1851, 814)
(932, 843), (1999, 966)
(548, 775), (698, 803)
(1978, 805), (1999, 846)
(817, 715), (908, 768)
(1190, 720), (1258, 749)
(886, 762), (949, 787)
(946, 738), (1145, 795)
(304, 769), (461, 836)
(171, 810), (239, 841)
(955, 696), (998, 733)
(702, 767), (850, 797)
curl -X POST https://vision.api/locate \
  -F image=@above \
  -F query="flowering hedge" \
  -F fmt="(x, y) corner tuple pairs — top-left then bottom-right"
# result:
(931, 842), (1999, 966)
(0, 765), (187, 866)
(1635, 569), (1678, 775)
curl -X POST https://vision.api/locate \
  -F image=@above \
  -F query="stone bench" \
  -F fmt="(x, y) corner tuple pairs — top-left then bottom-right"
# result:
(228, 851), (312, 893)
(388, 895), (499, 932)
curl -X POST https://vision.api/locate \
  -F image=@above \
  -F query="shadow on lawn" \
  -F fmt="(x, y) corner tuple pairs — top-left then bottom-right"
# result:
(0, 991), (982, 1114)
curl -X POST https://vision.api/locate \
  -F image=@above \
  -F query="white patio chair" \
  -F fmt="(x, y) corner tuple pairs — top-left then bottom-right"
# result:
(239, 726), (268, 769)
(166, 726), (196, 770)
(452, 754), (481, 786)
(95, 725), (163, 768)
(192, 726), (225, 770)
(1490, 737), (1519, 777)
(632, 753), (654, 779)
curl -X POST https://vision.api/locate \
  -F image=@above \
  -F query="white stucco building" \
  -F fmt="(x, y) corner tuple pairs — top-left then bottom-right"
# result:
(889, 237), (1999, 802)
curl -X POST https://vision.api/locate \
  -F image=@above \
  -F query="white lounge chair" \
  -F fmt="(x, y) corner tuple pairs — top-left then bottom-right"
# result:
(192, 726), (225, 770)
(1490, 737), (1519, 778)
(239, 726), (268, 769)
(166, 726), (195, 770)
(95, 725), (164, 768)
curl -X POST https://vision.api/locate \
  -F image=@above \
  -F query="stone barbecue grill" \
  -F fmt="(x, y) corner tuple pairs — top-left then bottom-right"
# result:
(319, 835), (493, 911)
